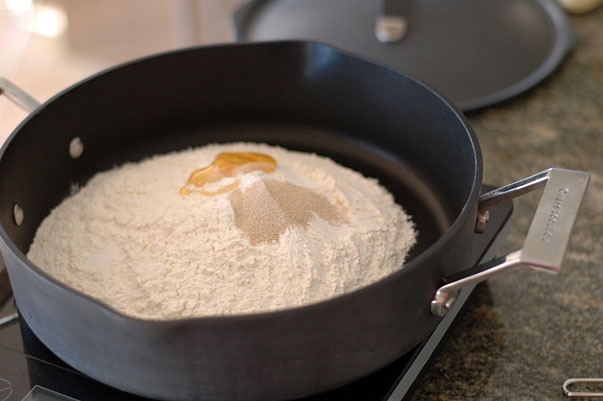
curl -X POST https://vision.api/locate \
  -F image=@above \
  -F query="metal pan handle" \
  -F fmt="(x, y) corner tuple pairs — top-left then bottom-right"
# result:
(0, 77), (40, 113)
(431, 168), (590, 317)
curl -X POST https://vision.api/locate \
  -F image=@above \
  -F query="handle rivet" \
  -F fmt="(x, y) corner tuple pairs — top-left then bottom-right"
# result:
(69, 137), (84, 159)
(444, 297), (456, 310)
(13, 204), (24, 226)
(475, 210), (490, 233)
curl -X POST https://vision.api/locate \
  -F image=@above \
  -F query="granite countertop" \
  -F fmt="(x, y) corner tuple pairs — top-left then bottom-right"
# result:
(410, 8), (603, 401)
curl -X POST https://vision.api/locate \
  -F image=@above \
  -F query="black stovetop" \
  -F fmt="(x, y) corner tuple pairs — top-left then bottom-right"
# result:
(0, 200), (512, 401)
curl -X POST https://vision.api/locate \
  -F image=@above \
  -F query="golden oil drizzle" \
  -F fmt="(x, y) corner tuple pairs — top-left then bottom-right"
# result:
(179, 152), (276, 196)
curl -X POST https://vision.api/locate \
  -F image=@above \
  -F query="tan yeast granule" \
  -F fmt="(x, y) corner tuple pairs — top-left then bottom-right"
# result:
(229, 179), (348, 245)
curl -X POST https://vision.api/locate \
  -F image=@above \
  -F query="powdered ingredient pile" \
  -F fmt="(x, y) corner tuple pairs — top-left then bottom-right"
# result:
(27, 143), (417, 319)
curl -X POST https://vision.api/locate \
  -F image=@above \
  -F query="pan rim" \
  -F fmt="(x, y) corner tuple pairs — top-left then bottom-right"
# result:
(0, 40), (482, 325)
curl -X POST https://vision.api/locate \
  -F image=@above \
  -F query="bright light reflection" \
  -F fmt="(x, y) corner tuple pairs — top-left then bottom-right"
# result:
(4, 0), (34, 15)
(30, 4), (68, 37)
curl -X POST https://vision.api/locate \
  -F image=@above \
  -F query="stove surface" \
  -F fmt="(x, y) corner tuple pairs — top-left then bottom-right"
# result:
(0, 200), (512, 401)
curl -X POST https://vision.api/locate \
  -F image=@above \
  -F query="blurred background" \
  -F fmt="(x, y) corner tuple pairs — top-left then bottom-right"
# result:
(0, 0), (246, 142)
(1, 0), (600, 143)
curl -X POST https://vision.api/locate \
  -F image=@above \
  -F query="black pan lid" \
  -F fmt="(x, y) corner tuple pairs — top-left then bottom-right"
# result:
(233, 0), (575, 111)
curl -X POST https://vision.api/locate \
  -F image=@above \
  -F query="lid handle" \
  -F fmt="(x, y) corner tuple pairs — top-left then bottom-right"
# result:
(375, 0), (409, 43)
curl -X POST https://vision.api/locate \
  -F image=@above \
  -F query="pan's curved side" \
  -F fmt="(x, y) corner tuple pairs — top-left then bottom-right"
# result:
(0, 41), (480, 400)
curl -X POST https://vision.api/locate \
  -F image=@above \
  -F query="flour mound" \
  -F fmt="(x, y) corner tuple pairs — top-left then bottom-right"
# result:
(27, 143), (417, 319)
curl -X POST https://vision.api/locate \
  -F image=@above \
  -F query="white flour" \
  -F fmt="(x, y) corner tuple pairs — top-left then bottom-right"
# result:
(27, 143), (416, 319)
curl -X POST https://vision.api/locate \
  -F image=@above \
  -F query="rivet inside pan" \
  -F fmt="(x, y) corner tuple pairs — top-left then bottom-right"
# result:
(13, 204), (23, 226)
(69, 137), (84, 158)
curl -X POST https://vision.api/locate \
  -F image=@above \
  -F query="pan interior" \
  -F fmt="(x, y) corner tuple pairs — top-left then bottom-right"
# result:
(102, 122), (451, 262)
